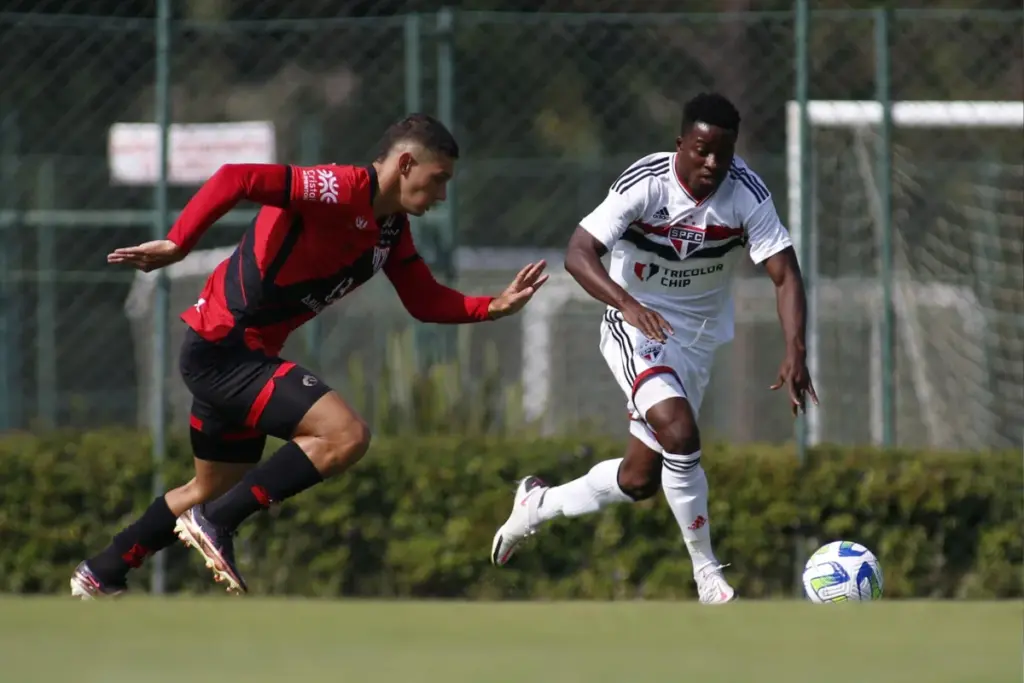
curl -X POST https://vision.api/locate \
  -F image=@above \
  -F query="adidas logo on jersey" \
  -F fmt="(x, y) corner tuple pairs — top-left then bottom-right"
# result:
(653, 206), (671, 221)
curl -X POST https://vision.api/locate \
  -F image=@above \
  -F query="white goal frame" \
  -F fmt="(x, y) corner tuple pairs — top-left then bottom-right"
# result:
(786, 99), (1024, 446)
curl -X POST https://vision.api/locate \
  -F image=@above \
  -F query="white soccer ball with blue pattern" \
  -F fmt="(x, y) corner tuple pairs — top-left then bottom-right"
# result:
(802, 540), (884, 603)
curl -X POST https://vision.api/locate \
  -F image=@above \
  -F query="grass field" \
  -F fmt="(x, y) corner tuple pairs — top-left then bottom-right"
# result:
(0, 598), (1019, 683)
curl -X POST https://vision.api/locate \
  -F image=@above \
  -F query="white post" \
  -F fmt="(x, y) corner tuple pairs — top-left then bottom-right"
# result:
(520, 273), (576, 435)
(870, 313), (883, 445)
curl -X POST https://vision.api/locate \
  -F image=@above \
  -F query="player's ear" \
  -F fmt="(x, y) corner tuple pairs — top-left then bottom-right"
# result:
(675, 136), (685, 150)
(398, 151), (416, 176)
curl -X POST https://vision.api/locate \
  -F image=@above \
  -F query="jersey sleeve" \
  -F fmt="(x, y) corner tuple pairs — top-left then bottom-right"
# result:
(383, 225), (493, 323)
(744, 196), (793, 265)
(287, 165), (357, 208)
(166, 163), (292, 252)
(165, 163), (358, 253)
(578, 181), (649, 250)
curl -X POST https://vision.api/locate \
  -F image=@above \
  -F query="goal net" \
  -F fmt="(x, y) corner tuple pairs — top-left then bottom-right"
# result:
(787, 100), (1023, 450)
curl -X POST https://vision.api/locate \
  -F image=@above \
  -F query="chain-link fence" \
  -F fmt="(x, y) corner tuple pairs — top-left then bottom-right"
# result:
(802, 10), (1023, 450)
(1, 3), (1021, 450)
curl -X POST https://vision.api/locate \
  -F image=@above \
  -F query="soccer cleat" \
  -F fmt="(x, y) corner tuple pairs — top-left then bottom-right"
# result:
(70, 561), (127, 600)
(695, 563), (737, 605)
(490, 476), (547, 566)
(174, 505), (248, 594)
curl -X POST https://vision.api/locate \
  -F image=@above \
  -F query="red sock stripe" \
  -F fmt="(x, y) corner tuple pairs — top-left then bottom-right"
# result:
(250, 485), (273, 507)
(245, 362), (296, 428)
(121, 543), (152, 569)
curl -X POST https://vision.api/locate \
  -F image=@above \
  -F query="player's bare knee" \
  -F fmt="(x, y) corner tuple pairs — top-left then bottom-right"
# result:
(335, 419), (372, 465)
(655, 421), (701, 456)
(300, 419), (371, 477)
(617, 466), (661, 501)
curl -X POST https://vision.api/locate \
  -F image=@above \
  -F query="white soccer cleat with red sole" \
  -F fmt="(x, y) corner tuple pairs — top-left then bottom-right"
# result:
(490, 476), (547, 566)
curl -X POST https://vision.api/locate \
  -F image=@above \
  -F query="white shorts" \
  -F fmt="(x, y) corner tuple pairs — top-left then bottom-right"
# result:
(599, 309), (716, 452)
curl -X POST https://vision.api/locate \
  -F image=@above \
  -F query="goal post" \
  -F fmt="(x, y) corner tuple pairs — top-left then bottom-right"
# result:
(787, 99), (1024, 448)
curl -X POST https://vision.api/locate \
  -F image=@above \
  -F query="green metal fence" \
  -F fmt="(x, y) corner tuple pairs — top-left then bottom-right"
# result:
(0, 4), (1021, 455)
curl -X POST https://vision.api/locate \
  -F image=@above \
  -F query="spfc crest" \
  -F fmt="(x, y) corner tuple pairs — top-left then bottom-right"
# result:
(635, 337), (665, 363)
(668, 225), (706, 259)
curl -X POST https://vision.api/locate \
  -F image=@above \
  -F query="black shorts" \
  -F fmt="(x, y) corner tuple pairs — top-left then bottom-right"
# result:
(178, 328), (332, 463)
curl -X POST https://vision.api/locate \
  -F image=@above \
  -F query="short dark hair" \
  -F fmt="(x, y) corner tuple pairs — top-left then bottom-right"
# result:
(376, 113), (459, 161)
(681, 92), (741, 134)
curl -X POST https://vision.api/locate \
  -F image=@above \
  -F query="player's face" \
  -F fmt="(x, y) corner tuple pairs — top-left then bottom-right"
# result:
(399, 150), (454, 216)
(675, 122), (736, 198)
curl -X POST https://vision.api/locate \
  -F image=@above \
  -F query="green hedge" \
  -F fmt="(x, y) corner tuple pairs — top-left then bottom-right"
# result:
(0, 429), (1020, 599)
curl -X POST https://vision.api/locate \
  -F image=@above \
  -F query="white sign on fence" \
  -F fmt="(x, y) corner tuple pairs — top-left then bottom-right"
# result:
(108, 121), (276, 186)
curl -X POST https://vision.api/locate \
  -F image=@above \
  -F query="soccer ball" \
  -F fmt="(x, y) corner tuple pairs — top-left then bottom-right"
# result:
(802, 540), (883, 603)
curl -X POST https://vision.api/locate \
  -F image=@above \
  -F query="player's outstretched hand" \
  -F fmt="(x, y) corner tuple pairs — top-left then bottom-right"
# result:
(771, 352), (819, 417)
(488, 260), (549, 319)
(621, 302), (674, 343)
(107, 239), (186, 273)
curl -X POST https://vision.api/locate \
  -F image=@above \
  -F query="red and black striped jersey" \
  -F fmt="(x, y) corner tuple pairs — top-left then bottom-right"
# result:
(167, 163), (492, 355)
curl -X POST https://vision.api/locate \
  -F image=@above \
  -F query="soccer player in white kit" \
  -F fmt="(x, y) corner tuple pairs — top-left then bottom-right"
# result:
(490, 93), (818, 604)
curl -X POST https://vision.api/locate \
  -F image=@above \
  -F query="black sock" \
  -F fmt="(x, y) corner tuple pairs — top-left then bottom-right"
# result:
(87, 495), (178, 584)
(203, 440), (323, 531)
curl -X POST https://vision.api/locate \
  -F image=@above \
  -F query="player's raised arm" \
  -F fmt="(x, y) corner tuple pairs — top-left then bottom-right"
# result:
(566, 183), (674, 342)
(384, 224), (547, 323)
(747, 196), (818, 415)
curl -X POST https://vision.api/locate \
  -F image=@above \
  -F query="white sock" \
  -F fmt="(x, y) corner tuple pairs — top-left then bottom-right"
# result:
(661, 450), (718, 575)
(535, 458), (633, 523)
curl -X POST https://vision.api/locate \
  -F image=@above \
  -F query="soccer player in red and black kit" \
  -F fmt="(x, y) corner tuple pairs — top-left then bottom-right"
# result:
(71, 113), (548, 598)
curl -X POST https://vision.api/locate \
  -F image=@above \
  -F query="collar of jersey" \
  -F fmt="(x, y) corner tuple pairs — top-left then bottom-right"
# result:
(365, 165), (379, 203)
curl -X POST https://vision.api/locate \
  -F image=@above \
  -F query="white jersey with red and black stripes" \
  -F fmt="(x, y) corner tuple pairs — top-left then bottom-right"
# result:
(579, 151), (791, 347)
